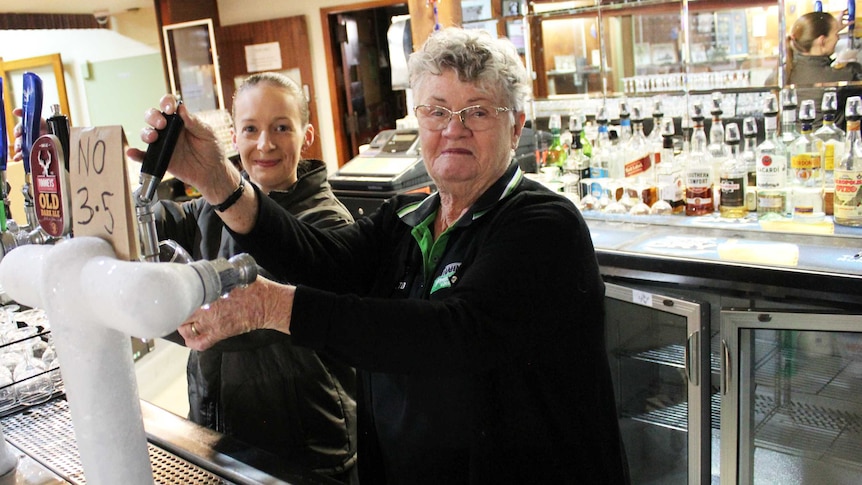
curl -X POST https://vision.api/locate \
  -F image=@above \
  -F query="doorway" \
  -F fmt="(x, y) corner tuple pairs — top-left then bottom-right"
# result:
(322, 1), (410, 167)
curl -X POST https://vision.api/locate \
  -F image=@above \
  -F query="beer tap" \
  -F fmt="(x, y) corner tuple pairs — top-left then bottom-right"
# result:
(0, 237), (257, 484)
(132, 102), (187, 263)
(0, 77), (17, 261)
(21, 72), (41, 232)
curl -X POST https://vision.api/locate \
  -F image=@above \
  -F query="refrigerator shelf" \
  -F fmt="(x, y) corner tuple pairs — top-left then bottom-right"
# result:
(753, 393), (862, 468)
(624, 392), (722, 432)
(620, 342), (722, 373)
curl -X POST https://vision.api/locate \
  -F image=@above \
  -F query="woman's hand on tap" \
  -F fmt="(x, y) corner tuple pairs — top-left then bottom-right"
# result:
(178, 277), (294, 351)
(10, 108), (48, 162)
(125, 94), (236, 204)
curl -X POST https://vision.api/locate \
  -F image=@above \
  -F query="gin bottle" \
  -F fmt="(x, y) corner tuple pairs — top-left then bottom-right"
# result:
(834, 96), (862, 226)
(814, 89), (844, 215)
(789, 99), (824, 221)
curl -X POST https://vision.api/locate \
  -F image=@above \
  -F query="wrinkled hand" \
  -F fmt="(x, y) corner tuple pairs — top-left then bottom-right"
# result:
(11, 107), (48, 162)
(125, 94), (234, 201)
(177, 277), (295, 351)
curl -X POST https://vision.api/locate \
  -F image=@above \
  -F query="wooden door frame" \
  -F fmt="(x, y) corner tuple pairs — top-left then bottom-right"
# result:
(320, 0), (408, 168)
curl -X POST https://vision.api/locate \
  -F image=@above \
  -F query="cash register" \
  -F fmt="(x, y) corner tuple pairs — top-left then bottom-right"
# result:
(330, 129), (433, 218)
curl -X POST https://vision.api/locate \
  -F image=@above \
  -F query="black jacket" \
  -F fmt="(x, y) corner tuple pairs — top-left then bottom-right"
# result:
(231, 163), (630, 484)
(154, 159), (357, 475)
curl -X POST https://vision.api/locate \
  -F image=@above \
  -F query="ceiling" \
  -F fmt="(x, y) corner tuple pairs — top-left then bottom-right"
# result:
(2, 1), (153, 16)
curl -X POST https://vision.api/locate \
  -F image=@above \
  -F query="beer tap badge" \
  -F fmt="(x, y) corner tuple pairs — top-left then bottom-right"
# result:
(30, 134), (71, 238)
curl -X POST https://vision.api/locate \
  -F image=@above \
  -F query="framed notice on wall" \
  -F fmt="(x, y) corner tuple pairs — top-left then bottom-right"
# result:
(163, 19), (226, 114)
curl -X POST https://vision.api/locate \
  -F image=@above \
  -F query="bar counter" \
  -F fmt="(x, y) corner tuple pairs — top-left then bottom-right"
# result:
(0, 397), (340, 484)
(582, 211), (862, 307)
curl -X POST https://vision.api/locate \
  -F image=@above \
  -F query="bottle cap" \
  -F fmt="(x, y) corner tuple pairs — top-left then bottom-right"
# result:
(710, 92), (723, 116)
(597, 105), (609, 123)
(781, 86), (798, 109)
(846, 96), (862, 119)
(569, 114), (582, 132)
(822, 89), (838, 113)
(691, 102), (705, 122)
(725, 123), (741, 144)
(661, 118), (675, 137)
(799, 99), (816, 122)
(762, 93), (779, 116)
(653, 99), (663, 117)
(743, 117), (757, 137)
(549, 113), (561, 131)
(619, 99), (630, 119)
(630, 103), (643, 122)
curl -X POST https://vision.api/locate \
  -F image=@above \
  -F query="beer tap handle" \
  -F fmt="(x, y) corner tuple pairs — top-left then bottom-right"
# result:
(21, 72), (43, 178)
(137, 101), (184, 205)
(134, 102), (184, 262)
(1, 77), (8, 233)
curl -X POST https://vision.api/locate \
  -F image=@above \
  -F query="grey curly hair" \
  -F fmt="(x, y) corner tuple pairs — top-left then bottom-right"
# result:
(408, 28), (532, 112)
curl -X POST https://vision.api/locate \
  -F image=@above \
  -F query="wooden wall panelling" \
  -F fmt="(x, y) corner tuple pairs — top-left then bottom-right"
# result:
(154, 0), (220, 26)
(215, 16), (323, 161)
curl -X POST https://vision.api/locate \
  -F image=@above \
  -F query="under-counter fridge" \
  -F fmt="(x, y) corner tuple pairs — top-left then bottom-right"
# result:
(721, 310), (862, 485)
(604, 283), (713, 484)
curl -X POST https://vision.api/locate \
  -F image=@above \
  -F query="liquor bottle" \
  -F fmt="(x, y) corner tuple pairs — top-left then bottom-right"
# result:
(546, 113), (566, 171)
(560, 121), (573, 157)
(624, 104), (656, 214)
(756, 94), (788, 220)
(646, 98), (664, 166)
(654, 118), (684, 215)
(580, 114), (594, 159)
(708, 92), (727, 208)
(741, 117), (758, 211)
(708, 92), (728, 160)
(684, 102), (715, 216)
(719, 123), (748, 219)
(780, 86), (799, 150)
(590, 106), (612, 179)
(563, 115), (591, 199)
(834, 96), (862, 226)
(623, 104), (655, 203)
(618, 98), (632, 144)
(789, 100), (825, 221)
(814, 89), (844, 216)
(680, 110), (693, 154)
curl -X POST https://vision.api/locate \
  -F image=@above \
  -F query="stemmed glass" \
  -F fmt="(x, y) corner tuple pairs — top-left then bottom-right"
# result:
(9, 327), (53, 406)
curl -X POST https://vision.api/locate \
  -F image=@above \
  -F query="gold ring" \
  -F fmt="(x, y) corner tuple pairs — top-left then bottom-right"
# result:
(190, 322), (200, 337)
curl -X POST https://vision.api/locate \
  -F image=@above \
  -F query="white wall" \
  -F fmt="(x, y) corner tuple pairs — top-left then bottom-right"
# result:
(0, 0), (373, 181)
(0, 23), (160, 223)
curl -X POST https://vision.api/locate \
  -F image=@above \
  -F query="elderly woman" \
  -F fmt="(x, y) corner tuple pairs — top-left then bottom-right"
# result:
(131, 27), (629, 484)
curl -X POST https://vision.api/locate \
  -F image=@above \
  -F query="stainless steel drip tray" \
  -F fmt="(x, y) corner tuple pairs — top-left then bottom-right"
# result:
(0, 398), (340, 485)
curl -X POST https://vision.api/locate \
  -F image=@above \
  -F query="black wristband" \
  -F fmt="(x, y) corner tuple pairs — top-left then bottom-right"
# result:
(214, 177), (246, 212)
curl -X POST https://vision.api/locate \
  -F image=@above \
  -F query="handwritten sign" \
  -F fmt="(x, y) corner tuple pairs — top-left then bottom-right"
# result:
(69, 126), (138, 261)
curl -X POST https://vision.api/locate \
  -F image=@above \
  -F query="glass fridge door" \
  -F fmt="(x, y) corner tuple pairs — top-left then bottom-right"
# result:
(721, 311), (862, 484)
(605, 283), (711, 484)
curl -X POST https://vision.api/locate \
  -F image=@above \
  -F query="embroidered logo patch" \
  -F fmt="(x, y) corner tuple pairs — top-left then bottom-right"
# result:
(430, 262), (461, 294)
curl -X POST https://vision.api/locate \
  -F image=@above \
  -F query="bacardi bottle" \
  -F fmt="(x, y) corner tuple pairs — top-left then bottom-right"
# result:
(756, 94), (788, 220)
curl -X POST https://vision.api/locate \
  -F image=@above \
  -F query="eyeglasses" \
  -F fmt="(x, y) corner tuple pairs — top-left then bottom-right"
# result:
(414, 104), (512, 132)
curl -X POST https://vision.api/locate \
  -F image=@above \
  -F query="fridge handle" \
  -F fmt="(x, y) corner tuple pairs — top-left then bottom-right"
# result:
(721, 338), (731, 395)
(686, 330), (699, 386)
